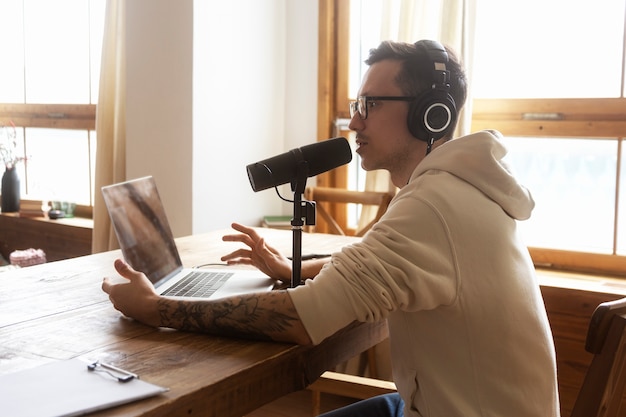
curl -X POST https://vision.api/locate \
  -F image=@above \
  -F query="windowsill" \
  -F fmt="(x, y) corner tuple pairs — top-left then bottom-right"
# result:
(0, 213), (623, 295)
(0, 212), (93, 229)
(536, 268), (626, 296)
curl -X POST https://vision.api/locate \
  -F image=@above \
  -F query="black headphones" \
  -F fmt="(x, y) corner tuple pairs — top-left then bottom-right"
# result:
(408, 40), (457, 148)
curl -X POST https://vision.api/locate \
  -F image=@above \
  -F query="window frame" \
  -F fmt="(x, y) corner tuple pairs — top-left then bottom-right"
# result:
(473, 97), (626, 276)
(318, 0), (626, 276)
(0, 0), (103, 217)
(0, 104), (95, 130)
(0, 103), (96, 218)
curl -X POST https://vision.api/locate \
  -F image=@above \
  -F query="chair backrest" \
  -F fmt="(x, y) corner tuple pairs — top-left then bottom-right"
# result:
(571, 297), (626, 417)
(304, 186), (394, 237)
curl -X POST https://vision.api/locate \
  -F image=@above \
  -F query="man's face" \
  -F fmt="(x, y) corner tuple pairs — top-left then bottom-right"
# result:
(349, 59), (425, 185)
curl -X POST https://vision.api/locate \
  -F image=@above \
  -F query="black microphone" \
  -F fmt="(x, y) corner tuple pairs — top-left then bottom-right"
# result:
(246, 137), (352, 192)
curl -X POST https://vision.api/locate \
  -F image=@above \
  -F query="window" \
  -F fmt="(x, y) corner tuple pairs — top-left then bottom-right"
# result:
(472, 0), (626, 274)
(319, 0), (626, 275)
(0, 0), (106, 208)
(472, 1), (625, 99)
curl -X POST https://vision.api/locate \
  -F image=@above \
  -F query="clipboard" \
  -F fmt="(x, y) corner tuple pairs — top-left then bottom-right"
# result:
(1, 358), (168, 417)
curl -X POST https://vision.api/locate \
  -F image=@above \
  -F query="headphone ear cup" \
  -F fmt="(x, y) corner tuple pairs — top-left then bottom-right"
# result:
(407, 90), (457, 141)
(409, 40), (458, 144)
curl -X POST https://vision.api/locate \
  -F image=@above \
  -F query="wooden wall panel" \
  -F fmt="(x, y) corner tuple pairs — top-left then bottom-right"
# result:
(541, 284), (625, 416)
(0, 214), (93, 262)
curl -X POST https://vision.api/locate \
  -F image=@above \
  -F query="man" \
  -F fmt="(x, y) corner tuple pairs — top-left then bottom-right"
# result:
(103, 40), (560, 417)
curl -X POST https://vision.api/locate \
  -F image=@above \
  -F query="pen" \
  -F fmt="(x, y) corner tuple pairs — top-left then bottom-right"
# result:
(98, 362), (139, 379)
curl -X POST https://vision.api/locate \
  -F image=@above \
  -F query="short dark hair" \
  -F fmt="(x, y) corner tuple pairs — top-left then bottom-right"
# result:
(365, 40), (467, 134)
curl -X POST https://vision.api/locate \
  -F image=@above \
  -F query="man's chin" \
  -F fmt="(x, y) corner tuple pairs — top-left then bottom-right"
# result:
(360, 160), (376, 172)
(357, 150), (381, 171)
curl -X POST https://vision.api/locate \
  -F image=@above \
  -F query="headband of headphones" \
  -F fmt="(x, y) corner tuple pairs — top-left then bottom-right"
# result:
(416, 40), (451, 86)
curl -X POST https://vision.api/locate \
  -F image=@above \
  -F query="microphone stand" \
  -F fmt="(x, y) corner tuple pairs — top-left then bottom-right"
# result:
(290, 160), (316, 288)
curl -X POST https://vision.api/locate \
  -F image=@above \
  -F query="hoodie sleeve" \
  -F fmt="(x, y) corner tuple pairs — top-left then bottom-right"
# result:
(288, 189), (459, 345)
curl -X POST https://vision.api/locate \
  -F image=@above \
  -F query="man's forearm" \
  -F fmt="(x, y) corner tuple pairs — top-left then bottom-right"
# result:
(301, 258), (329, 279)
(156, 290), (312, 344)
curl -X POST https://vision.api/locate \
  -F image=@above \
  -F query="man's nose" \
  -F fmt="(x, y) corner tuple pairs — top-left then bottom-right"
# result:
(348, 113), (364, 131)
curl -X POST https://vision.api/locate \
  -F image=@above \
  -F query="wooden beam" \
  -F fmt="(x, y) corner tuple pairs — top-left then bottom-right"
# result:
(471, 120), (626, 138)
(473, 98), (626, 121)
(0, 103), (96, 130)
(530, 248), (626, 278)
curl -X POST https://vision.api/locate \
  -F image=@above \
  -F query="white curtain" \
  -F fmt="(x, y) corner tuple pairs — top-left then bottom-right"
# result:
(358, 0), (476, 231)
(379, 0), (475, 136)
(92, 0), (126, 253)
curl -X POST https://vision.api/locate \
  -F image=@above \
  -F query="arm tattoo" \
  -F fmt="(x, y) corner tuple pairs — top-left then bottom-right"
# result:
(156, 290), (300, 341)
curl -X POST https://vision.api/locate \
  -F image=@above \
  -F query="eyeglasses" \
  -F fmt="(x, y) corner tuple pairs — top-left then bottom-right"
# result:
(349, 96), (416, 120)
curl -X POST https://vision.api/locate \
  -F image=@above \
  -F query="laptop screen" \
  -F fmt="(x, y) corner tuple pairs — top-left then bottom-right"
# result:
(101, 176), (183, 286)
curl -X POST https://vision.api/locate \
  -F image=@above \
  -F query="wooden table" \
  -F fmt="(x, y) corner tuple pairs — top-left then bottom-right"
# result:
(0, 228), (388, 416)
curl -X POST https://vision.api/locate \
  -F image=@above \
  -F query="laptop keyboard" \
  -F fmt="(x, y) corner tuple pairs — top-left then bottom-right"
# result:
(163, 270), (233, 298)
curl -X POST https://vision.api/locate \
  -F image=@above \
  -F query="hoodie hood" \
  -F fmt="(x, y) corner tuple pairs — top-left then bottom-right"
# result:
(412, 130), (534, 220)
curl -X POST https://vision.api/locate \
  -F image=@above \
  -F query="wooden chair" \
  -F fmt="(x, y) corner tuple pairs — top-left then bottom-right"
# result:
(571, 296), (626, 417)
(304, 186), (394, 237)
(308, 371), (397, 416)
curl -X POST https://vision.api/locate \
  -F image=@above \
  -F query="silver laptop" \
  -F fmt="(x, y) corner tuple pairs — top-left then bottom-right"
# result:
(101, 176), (275, 299)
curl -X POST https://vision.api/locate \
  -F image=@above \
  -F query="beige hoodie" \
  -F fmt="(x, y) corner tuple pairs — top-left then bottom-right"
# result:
(289, 130), (560, 417)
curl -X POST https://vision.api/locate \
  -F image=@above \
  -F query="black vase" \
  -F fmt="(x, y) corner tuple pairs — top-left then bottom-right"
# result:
(1, 166), (20, 213)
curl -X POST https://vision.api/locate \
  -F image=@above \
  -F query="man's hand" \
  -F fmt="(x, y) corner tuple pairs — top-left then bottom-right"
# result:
(102, 258), (161, 327)
(221, 222), (292, 281)
(102, 257), (312, 344)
